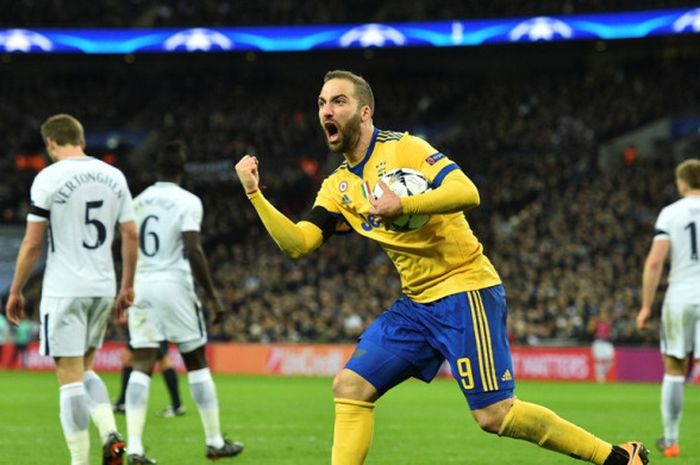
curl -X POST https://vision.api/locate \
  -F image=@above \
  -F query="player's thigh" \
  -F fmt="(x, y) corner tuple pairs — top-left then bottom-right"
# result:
(431, 287), (515, 410)
(129, 287), (165, 350)
(661, 301), (695, 359)
(345, 299), (443, 397)
(85, 297), (115, 350)
(39, 296), (89, 357)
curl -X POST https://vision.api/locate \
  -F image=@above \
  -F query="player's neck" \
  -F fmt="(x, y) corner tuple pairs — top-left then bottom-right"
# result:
(53, 146), (88, 161)
(158, 176), (181, 185)
(344, 124), (374, 166)
(685, 189), (700, 197)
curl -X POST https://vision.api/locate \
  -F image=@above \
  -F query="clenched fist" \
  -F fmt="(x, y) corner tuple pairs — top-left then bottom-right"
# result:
(235, 155), (261, 194)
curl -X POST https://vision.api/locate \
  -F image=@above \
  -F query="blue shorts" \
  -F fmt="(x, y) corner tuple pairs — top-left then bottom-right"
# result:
(345, 285), (515, 410)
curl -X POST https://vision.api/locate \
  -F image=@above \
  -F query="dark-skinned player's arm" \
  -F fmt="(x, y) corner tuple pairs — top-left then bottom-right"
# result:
(183, 231), (226, 324)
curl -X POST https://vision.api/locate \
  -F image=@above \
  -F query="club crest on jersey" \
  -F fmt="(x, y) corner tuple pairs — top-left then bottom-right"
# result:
(425, 152), (445, 165)
(339, 180), (348, 192)
(375, 161), (386, 177)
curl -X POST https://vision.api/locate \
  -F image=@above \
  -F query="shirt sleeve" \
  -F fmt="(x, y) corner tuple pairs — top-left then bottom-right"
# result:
(654, 207), (671, 240)
(27, 170), (52, 223)
(182, 195), (203, 232)
(117, 171), (135, 224)
(398, 134), (460, 187)
(311, 177), (352, 235)
(312, 177), (341, 214)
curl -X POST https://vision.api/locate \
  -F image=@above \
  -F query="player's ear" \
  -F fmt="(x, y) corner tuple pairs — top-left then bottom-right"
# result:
(360, 105), (372, 122)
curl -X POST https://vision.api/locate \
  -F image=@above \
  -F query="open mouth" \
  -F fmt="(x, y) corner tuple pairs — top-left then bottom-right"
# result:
(324, 121), (340, 143)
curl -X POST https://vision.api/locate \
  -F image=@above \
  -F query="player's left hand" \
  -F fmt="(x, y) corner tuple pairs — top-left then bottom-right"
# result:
(369, 180), (403, 223)
(5, 291), (25, 325)
(114, 286), (134, 323)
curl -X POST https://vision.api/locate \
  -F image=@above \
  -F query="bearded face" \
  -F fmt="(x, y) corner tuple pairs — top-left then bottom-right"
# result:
(322, 109), (362, 154)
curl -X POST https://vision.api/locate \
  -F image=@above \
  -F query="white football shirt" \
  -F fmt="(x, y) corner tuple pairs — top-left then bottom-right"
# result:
(654, 195), (700, 303)
(27, 156), (134, 297)
(133, 182), (202, 288)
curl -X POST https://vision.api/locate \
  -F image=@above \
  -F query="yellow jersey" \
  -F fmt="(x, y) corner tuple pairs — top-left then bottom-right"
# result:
(312, 128), (501, 302)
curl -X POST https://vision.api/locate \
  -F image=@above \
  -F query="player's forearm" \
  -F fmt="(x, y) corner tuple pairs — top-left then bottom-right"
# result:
(9, 242), (42, 294)
(641, 260), (663, 308)
(401, 171), (479, 215)
(247, 191), (322, 259)
(187, 246), (218, 298)
(120, 229), (138, 291)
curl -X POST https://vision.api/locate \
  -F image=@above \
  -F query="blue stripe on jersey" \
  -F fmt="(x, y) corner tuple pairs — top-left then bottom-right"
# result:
(433, 163), (459, 187)
(349, 128), (379, 178)
(654, 228), (668, 236)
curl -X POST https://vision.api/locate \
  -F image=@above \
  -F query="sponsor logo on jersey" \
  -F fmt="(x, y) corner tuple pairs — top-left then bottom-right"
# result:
(501, 369), (513, 382)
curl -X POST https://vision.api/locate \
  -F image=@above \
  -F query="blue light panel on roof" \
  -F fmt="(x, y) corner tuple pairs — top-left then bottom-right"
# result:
(0, 8), (698, 54)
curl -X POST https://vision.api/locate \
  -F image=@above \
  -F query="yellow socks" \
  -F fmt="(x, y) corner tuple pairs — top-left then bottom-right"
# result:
(498, 399), (612, 464)
(332, 398), (375, 465)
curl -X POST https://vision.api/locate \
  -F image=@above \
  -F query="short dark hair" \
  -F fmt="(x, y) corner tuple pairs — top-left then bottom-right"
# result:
(676, 158), (700, 189)
(40, 113), (85, 146)
(157, 140), (187, 177)
(324, 70), (374, 115)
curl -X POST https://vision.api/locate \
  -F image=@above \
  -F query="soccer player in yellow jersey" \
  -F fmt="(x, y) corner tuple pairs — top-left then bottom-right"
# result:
(235, 70), (649, 465)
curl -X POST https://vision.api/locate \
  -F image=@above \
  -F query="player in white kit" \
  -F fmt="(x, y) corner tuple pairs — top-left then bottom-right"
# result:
(124, 141), (243, 464)
(637, 158), (700, 458)
(5, 114), (137, 465)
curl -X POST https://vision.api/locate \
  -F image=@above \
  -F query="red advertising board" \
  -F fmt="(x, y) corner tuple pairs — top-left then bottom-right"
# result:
(3, 342), (682, 384)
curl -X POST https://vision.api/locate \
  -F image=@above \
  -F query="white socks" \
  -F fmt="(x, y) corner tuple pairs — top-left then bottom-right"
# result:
(126, 370), (152, 455)
(661, 374), (685, 445)
(83, 370), (118, 444)
(188, 368), (224, 448)
(60, 382), (90, 465)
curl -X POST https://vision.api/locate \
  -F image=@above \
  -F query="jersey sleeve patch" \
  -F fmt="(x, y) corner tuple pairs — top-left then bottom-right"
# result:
(425, 152), (446, 166)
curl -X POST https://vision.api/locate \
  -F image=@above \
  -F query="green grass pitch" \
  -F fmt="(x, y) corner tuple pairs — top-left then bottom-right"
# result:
(1, 371), (698, 464)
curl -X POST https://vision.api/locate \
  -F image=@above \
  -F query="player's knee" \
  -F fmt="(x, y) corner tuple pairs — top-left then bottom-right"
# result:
(471, 400), (511, 434)
(472, 410), (503, 434)
(332, 370), (377, 401)
(332, 371), (351, 398)
(132, 348), (159, 374)
(182, 345), (208, 371)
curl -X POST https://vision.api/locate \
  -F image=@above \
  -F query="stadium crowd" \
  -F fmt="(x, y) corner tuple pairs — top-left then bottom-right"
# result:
(2, 55), (699, 347)
(4, 0), (699, 27)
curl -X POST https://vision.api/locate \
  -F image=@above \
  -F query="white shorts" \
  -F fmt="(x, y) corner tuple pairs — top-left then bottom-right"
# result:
(129, 281), (207, 353)
(40, 296), (114, 357)
(592, 339), (615, 361)
(660, 301), (700, 359)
